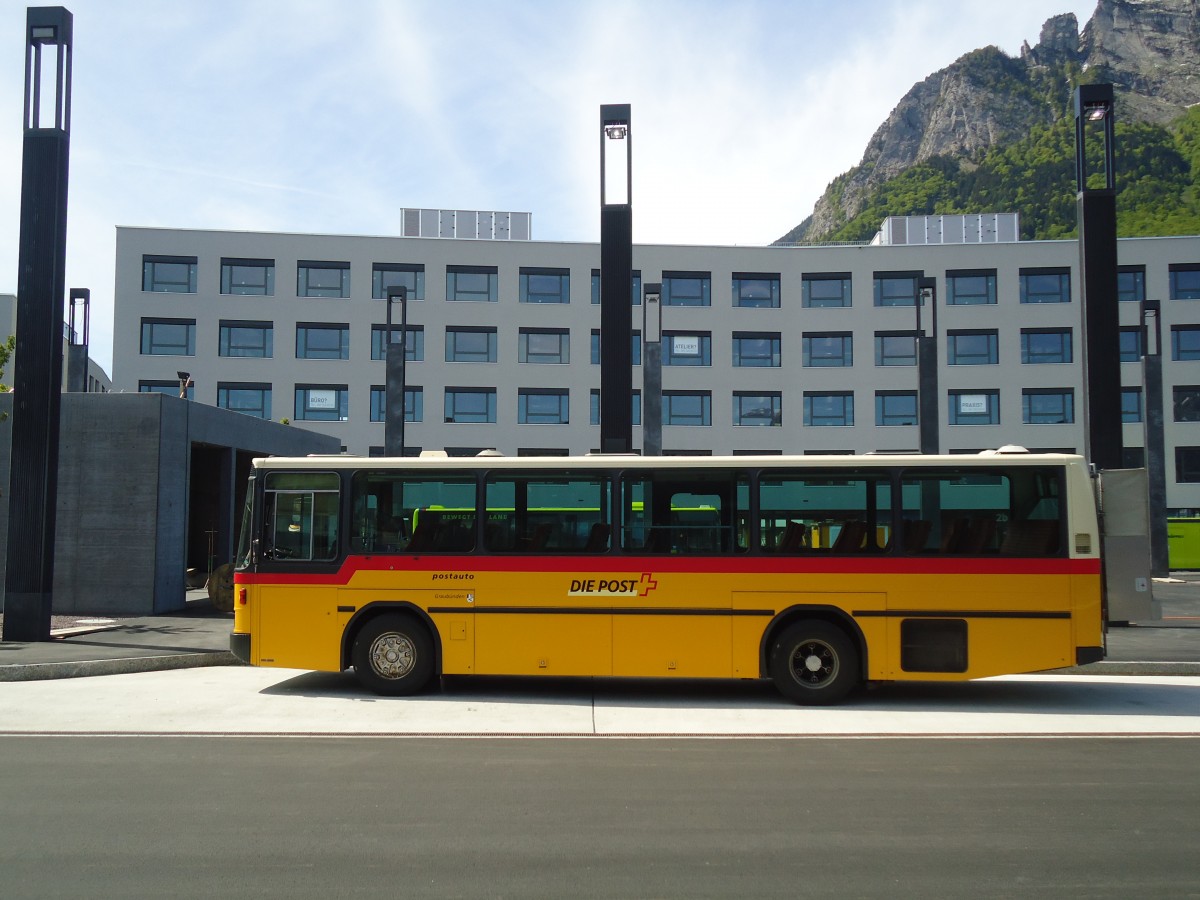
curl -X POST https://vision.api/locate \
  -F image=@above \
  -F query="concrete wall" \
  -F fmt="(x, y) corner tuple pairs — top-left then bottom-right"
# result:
(1, 392), (339, 615)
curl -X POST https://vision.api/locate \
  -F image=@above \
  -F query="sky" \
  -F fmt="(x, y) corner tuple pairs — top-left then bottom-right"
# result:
(0, 0), (1099, 375)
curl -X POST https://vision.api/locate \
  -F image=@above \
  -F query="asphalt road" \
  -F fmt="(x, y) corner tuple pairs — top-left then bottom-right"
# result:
(0, 735), (1196, 899)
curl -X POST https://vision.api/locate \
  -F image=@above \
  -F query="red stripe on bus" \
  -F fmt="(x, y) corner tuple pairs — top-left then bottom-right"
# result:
(234, 555), (1101, 587)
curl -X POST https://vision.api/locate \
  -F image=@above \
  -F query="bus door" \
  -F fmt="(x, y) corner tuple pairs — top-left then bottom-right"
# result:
(474, 472), (613, 676)
(612, 471), (744, 678)
(255, 471), (342, 670)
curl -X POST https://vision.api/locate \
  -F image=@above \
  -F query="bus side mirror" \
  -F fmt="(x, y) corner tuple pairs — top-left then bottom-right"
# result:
(250, 538), (260, 564)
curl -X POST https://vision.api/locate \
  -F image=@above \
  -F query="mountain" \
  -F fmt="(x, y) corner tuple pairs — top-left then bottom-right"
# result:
(778, 0), (1200, 244)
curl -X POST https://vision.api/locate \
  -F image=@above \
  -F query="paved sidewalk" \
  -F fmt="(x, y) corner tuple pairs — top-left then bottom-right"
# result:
(1, 578), (1197, 683)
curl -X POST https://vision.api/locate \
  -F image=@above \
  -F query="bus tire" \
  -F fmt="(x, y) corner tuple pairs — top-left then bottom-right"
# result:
(352, 614), (435, 696)
(769, 620), (859, 705)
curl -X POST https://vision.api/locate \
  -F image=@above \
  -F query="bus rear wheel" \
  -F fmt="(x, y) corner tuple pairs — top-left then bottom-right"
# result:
(352, 614), (434, 696)
(769, 621), (859, 705)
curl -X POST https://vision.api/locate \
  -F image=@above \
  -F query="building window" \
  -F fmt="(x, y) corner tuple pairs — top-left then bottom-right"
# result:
(590, 269), (643, 305)
(297, 261), (350, 298)
(804, 392), (854, 427)
(371, 324), (424, 361)
(519, 328), (570, 364)
(1170, 264), (1200, 300)
(1120, 326), (1144, 362)
(296, 323), (350, 360)
(445, 387), (497, 423)
(590, 390), (641, 426)
(1177, 447), (1200, 483)
(370, 385), (422, 423)
(1173, 326), (1200, 361)
(295, 385), (348, 421)
(217, 383), (272, 419)
(447, 265), (498, 302)
(446, 327), (497, 363)
(372, 263), (424, 301)
(803, 273), (851, 308)
(1021, 328), (1072, 364)
(590, 329), (641, 365)
(1122, 388), (1143, 424)
(140, 318), (195, 356)
(876, 391), (917, 426)
(221, 258), (274, 296)
(1174, 385), (1200, 423)
(663, 391), (711, 426)
(1023, 389), (1075, 424)
(875, 332), (917, 367)
(873, 272), (919, 307)
(947, 270), (996, 306)
(732, 332), (781, 367)
(219, 320), (273, 358)
(142, 255), (197, 293)
(803, 332), (853, 367)
(948, 390), (999, 425)
(947, 329), (998, 365)
(1020, 268), (1070, 303)
(663, 333), (711, 366)
(733, 392), (781, 426)
(139, 380), (192, 401)
(1118, 266), (1145, 303)
(662, 271), (711, 307)
(519, 388), (569, 424)
(520, 268), (570, 304)
(733, 273), (781, 308)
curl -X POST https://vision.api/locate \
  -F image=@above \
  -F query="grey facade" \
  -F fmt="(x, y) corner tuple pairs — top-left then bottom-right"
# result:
(112, 224), (1200, 514)
(0, 393), (339, 616)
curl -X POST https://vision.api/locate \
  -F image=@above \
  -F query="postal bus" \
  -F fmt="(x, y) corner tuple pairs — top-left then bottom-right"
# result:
(230, 449), (1105, 704)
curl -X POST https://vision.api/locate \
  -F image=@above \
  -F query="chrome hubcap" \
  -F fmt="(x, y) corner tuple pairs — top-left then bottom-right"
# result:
(791, 639), (837, 687)
(369, 632), (416, 679)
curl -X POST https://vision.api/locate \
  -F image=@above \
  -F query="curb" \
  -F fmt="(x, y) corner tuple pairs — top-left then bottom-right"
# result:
(1050, 661), (1200, 676)
(0, 651), (242, 683)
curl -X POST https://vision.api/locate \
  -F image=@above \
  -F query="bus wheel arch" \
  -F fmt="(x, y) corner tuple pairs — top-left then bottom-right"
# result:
(345, 605), (439, 696)
(761, 608), (865, 705)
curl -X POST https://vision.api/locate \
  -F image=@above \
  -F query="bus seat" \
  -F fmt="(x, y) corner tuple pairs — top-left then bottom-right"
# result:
(527, 523), (554, 551)
(1000, 520), (1060, 556)
(584, 523), (611, 553)
(407, 520), (439, 552)
(832, 520), (867, 553)
(962, 516), (997, 554)
(940, 517), (970, 554)
(902, 519), (932, 553)
(778, 520), (808, 553)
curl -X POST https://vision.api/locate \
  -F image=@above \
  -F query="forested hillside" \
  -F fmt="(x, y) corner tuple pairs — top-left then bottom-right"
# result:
(814, 106), (1200, 243)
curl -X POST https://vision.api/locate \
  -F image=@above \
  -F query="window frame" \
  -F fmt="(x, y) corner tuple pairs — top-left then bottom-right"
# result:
(446, 265), (499, 302)
(733, 273), (782, 309)
(803, 391), (855, 427)
(221, 257), (275, 296)
(519, 268), (570, 304)
(946, 269), (997, 306)
(142, 255), (197, 293)
(662, 271), (711, 308)
(445, 326), (498, 363)
(140, 317), (196, 356)
(732, 392), (782, 427)
(802, 273), (852, 309)
(295, 323), (350, 360)
(518, 388), (570, 425)
(947, 329), (999, 366)
(297, 261), (351, 299)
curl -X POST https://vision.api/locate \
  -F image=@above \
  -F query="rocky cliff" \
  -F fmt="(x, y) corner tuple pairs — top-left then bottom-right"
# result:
(779, 0), (1200, 244)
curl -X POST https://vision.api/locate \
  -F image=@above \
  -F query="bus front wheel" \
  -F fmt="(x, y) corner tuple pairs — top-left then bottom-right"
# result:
(352, 614), (435, 696)
(769, 621), (859, 705)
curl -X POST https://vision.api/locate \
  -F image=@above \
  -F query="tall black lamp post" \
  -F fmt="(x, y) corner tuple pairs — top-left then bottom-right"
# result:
(916, 276), (939, 454)
(642, 282), (662, 456)
(385, 286), (408, 457)
(599, 104), (633, 454)
(1074, 83), (1122, 472)
(4, 7), (73, 643)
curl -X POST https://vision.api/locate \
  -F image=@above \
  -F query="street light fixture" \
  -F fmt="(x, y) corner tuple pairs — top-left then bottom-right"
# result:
(916, 276), (939, 454)
(385, 286), (408, 457)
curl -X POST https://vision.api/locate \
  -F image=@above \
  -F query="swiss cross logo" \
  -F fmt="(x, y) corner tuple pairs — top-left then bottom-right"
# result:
(638, 572), (658, 597)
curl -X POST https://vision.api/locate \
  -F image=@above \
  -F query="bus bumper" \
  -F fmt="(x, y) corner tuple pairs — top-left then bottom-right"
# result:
(1076, 646), (1105, 666)
(230, 632), (252, 664)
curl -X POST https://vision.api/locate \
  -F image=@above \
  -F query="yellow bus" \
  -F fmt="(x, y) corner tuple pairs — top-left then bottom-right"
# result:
(231, 449), (1105, 704)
